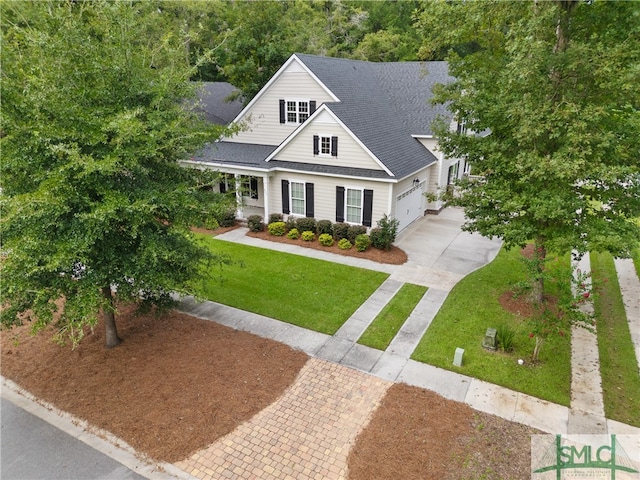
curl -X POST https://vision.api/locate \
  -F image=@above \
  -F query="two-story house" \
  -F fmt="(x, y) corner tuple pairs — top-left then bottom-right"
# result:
(183, 53), (465, 232)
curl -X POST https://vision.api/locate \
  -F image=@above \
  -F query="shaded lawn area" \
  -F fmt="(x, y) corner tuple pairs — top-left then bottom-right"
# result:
(412, 246), (572, 406)
(193, 235), (389, 335)
(358, 283), (428, 350)
(590, 251), (640, 427)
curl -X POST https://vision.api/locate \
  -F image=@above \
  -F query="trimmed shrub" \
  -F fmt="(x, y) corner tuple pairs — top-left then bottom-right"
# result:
(247, 215), (264, 233)
(287, 228), (299, 240)
(332, 222), (349, 241)
(318, 233), (334, 247)
(338, 238), (352, 250)
(203, 217), (220, 231)
(301, 230), (315, 242)
(268, 221), (286, 236)
(372, 214), (400, 251)
(268, 213), (283, 224)
(285, 216), (297, 232)
(369, 227), (385, 250)
(216, 209), (237, 227)
(348, 225), (367, 243)
(316, 219), (333, 235)
(355, 233), (371, 252)
(296, 217), (316, 234)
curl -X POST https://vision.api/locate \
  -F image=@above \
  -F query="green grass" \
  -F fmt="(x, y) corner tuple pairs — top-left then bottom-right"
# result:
(193, 236), (389, 334)
(590, 251), (640, 427)
(358, 283), (428, 350)
(632, 247), (640, 280)
(411, 246), (572, 406)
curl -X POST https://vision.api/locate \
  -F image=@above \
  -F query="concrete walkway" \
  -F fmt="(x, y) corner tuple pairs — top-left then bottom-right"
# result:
(614, 258), (640, 374)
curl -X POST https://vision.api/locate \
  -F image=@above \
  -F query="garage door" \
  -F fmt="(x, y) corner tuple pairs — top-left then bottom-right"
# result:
(396, 181), (425, 231)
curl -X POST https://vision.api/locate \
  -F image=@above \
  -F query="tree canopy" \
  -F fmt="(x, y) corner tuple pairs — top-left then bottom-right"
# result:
(417, 0), (640, 271)
(1, 0), (231, 348)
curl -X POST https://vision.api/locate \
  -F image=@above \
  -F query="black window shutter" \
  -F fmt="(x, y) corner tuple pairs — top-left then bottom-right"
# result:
(309, 100), (316, 114)
(279, 99), (285, 124)
(281, 180), (290, 214)
(335, 186), (345, 223)
(250, 177), (259, 199)
(219, 180), (227, 194)
(305, 183), (314, 218)
(313, 135), (319, 155)
(331, 136), (338, 157)
(363, 189), (374, 227)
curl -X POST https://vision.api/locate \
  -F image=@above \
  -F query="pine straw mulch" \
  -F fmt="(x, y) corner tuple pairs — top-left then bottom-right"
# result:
(1, 235), (540, 479)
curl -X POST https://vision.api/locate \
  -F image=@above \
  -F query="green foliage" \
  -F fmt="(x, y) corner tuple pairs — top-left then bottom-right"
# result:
(371, 214), (399, 251)
(214, 209), (237, 228)
(354, 234), (371, 252)
(247, 215), (264, 233)
(286, 228), (299, 240)
(332, 222), (350, 241)
(318, 233), (334, 247)
(338, 238), (353, 250)
(347, 225), (367, 243)
(268, 213), (283, 224)
(295, 217), (317, 234)
(267, 221), (287, 236)
(285, 216), (297, 232)
(496, 323), (516, 353)
(417, 1), (640, 259)
(203, 217), (220, 231)
(358, 283), (428, 350)
(316, 219), (333, 236)
(0, 0), (229, 347)
(301, 231), (315, 242)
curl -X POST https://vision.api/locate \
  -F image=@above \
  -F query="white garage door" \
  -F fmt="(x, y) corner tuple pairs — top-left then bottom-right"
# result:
(396, 181), (425, 231)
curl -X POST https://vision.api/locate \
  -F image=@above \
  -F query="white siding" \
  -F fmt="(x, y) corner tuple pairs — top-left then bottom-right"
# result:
(227, 65), (334, 146)
(275, 112), (385, 172)
(269, 173), (390, 226)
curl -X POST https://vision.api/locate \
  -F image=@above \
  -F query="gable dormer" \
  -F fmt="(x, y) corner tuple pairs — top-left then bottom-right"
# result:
(226, 55), (337, 146)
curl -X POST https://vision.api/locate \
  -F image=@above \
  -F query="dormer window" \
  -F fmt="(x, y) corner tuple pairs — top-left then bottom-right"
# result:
(279, 99), (316, 124)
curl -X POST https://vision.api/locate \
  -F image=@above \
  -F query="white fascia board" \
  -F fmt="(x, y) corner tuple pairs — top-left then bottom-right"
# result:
(271, 166), (396, 184)
(411, 134), (434, 139)
(266, 105), (394, 178)
(227, 54), (338, 127)
(179, 159), (269, 175)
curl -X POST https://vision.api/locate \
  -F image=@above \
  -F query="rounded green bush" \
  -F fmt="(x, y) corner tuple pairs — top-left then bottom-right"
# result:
(301, 230), (315, 242)
(268, 221), (287, 236)
(287, 228), (300, 239)
(318, 233), (334, 246)
(355, 233), (371, 252)
(338, 238), (352, 250)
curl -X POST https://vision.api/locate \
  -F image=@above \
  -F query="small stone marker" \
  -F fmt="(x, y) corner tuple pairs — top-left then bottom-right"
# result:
(453, 347), (464, 367)
(482, 327), (497, 351)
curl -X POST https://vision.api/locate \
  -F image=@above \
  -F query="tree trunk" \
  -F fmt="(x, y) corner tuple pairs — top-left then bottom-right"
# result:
(532, 335), (545, 363)
(101, 286), (122, 349)
(531, 237), (547, 306)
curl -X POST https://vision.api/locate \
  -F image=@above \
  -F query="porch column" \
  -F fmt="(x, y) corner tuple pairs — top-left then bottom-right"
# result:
(234, 174), (243, 219)
(262, 175), (270, 221)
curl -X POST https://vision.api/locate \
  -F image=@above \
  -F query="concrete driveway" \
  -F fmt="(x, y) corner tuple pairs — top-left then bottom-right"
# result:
(392, 207), (503, 290)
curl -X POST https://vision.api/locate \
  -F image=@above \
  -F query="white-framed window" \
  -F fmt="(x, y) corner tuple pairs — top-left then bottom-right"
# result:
(346, 188), (363, 224)
(287, 100), (309, 124)
(290, 181), (305, 216)
(320, 136), (331, 155)
(456, 119), (467, 135)
(447, 162), (459, 185)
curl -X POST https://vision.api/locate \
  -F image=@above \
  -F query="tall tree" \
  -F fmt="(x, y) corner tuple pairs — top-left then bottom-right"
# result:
(417, 0), (640, 302)
(1, 1), (231, 348)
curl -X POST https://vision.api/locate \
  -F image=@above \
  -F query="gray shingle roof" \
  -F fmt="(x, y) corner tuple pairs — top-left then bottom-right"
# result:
(194, 55), (454, 181)
(196, 82), (244, 125)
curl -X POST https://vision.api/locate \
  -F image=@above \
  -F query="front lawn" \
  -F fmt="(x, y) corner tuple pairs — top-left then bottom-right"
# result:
(193, 235), (389, 334)
(412, 246), (572, 406)
(358, 283), (428, 350)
